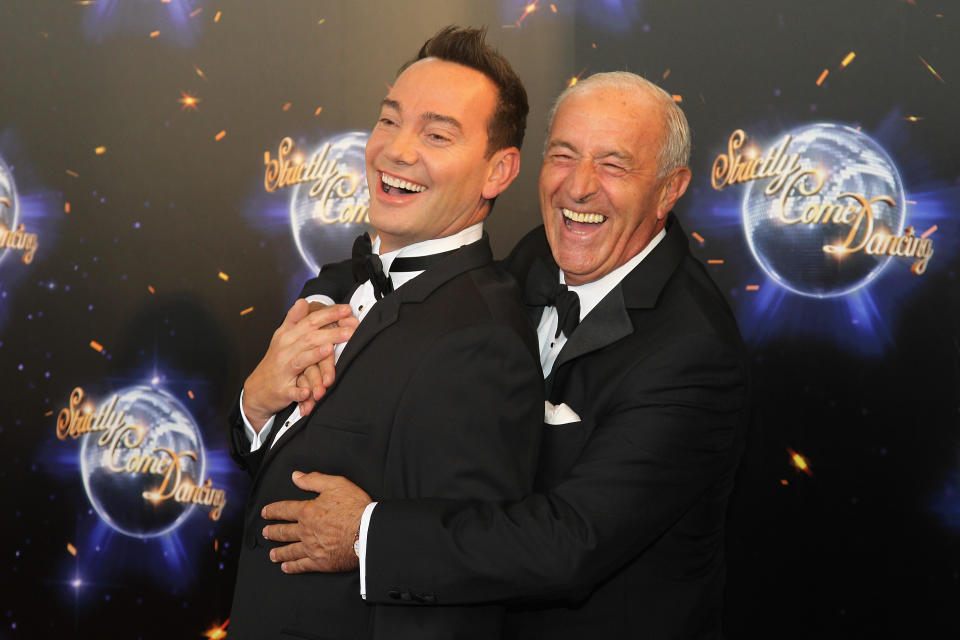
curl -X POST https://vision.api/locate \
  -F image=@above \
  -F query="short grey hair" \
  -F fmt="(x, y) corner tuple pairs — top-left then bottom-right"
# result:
(545, 71), (691, 178)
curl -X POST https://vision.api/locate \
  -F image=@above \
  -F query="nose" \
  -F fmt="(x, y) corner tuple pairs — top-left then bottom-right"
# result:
(382, 128), (418, 166)
(567, 159), (599, 202)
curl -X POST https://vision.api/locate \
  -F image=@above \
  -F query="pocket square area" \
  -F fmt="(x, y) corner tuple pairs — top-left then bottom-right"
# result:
(544, 401), (581, 425)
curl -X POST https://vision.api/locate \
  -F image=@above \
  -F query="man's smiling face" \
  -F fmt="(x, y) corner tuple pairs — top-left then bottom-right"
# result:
(365, 57), (505, 253)
(539, 84), (687, 285)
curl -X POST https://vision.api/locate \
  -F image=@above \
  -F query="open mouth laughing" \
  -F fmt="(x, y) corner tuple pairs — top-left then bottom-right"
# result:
(379, 171), (427, 195)
(561, 207), (607, 233)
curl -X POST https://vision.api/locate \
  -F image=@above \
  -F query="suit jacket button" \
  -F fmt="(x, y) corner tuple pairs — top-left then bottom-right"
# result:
(400, 591), (412, 601)
(387, 590), (401, 600)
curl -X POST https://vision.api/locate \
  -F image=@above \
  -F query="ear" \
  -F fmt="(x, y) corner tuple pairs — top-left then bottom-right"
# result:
(481, 147), (521, 200)
(656, 166), (692, 220)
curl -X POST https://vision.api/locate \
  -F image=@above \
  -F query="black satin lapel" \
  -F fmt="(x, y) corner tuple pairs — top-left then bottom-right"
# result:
(552, 285), (633, 376)
(333, 292), (401, 380)
(255, 408), (311, 477)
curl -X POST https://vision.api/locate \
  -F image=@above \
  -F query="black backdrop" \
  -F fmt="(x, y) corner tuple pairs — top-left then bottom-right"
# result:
(1, 1), (958, 638)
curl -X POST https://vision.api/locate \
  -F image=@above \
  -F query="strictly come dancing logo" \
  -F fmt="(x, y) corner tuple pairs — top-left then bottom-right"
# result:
(712, 123), (932, 298)
(56, 386), (227, 538)
(264, 132), (372, 274)
(0, 151), (39, 267)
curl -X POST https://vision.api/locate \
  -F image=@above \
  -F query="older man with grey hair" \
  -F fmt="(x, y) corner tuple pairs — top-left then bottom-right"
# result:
(261, 70), (750, 639)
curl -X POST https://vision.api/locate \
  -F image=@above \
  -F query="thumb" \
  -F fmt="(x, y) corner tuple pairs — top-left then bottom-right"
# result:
(291, 470), (333, 493)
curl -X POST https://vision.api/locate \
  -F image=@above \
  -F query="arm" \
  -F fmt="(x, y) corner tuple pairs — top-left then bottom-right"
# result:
(227, 301), (356, 473)
(365, 332), (747, 604)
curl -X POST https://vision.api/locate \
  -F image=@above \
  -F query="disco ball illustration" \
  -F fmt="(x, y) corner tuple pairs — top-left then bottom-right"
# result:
(741, 123), (906, 298)
(290, 131), (373, 275)
(79, 386), (205, 538)
(0, 153), (19, 267)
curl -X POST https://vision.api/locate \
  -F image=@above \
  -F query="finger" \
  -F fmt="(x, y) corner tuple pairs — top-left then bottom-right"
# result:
(270, 541), (310, 564)
(282, 557), (327, 574)
(262, 498), (309, 522)
(290, 343), (336, 373)
(291, 471), (340, 493)
(317, 355), (336, 389)
(262, 522), (302, 543)
(302, 364), (326, 399)
(304, 304), (353, 329)
(298, 398), (316, 415)
(281, 299), (310, 329)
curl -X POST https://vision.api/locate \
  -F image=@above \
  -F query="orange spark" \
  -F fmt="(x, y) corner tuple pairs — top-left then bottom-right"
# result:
(550, 3), (557, 12)
(904, 115), (923, 122)
(74, 1), (96, 4)
(567, 68), (587, 88)
(148, 285), (155, 294)
(214, 539), (219, 551)
(662, 68), (671, 80)
(918, 55), (945, 83)
(64, 202), (71, 213)
(240, 306), (254, 316)
(780, 479), (789, 486)
(178, 91), (200, 111)
(671, 94), (683, 103)
(94, 146), (106, 155)
(89, 340), (104, 353)
(66, 169), (79, 178)
(188, 390), (195, 400)
(149, 31), (160, 38)
(707, 259), (724, 265)
(315, 106), (323, 116)
(691, 232), (705, 244)
(194, 65), (208, 81)
(214, 130), (226, 141)
(745, 285), (760, 291)
(921, 225), (938, 238)
(189, 8), (202, 17)
(591, 42), (597, 49)
(787, 447), (812, 475)
(67, 543), (77, 556)
(317, 18), (326, 25)
(218, 271), (229, 282)
(205, 619), (230, 640)
(282, 102), (292, 111)
(840, 52), (856, 68)
(816, 68), (829, 86)
(214, 11), (221, 22)
(44, 410), (54, 417)
(516, 1), (538, 25)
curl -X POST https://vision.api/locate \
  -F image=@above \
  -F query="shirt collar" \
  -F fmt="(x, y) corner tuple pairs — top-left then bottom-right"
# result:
(561, 227), (666, 321)
(371, 222), (484, 286)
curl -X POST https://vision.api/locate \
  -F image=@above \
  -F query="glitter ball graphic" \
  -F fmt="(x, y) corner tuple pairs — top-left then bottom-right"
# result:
(741, 123), (906, 297)
(0, 152), (20, 267)
(79, 386), (205, 538)
(290, 131), (373, 275)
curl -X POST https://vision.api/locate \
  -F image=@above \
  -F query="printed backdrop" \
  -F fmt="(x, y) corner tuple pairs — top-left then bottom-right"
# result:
(1, 1), (957, 637)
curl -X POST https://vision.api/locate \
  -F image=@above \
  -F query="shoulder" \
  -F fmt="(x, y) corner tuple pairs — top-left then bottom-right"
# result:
(502, 226), (551, 286)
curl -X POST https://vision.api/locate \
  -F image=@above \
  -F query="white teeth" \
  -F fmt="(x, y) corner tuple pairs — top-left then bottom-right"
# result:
(562, 208), (606, 224)
(381, 173), (426, 193)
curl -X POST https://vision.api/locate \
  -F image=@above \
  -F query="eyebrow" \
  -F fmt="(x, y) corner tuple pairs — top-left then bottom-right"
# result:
(381, 99), (463, 133)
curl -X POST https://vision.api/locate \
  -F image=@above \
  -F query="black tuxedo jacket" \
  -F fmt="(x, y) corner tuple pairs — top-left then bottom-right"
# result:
(362, 215), (750, 639)
(227, 236), (544, 640)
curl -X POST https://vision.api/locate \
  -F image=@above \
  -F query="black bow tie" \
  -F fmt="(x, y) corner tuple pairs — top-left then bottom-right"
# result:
(352, 233), (393, 300)
(525, 259), (580, 339)
(351, 233), (462, 299)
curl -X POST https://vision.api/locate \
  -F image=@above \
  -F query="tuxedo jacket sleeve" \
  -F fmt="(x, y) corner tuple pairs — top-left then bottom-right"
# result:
(361, 220), (750, 610)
